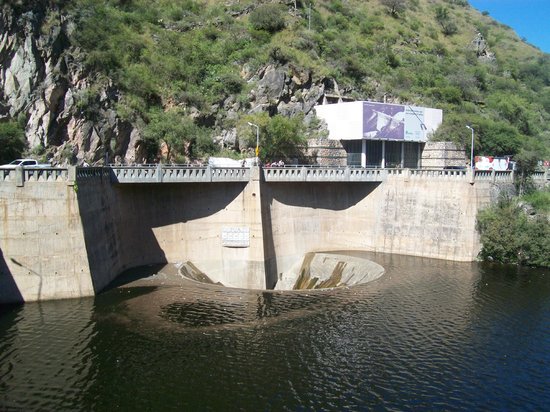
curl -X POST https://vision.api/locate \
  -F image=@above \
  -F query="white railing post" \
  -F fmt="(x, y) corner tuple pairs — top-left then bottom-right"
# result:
(67, 166), (76, 187)
(15, 165), (24, 187)
(469, 168), (475, 184)
(156, 163), (163, 183)
(207, 165), (212, 182)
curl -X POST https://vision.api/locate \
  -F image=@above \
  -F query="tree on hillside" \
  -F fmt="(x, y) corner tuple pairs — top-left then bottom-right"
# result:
(514, 149), (539, 196)
(379, 0), (407, 17)
(263, 114), (307, 162)
(241, 113), (307, 163)
(143, 109), (212, 162)
(0, 121), (27, 164)
(435, 6), (458, 35)
(249, 4), (286, 33)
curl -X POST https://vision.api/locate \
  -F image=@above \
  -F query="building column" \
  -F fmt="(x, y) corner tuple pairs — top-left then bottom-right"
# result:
(381, 141), (386, 169)
(361, 139), (367, 168)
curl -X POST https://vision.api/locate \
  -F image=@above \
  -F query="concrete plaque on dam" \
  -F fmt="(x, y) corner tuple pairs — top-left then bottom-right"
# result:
(221, 227), (250, 248)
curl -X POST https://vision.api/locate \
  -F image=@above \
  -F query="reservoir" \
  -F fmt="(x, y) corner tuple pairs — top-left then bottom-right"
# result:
(1, 252), (549, 410)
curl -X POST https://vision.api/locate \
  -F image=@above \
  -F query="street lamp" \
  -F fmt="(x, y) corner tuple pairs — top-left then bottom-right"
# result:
(247, 122), (260, 165)
(466, 125), (474, 171)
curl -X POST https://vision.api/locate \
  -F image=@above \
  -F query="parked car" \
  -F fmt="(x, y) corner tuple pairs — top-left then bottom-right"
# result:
(0, 158), (51, 169)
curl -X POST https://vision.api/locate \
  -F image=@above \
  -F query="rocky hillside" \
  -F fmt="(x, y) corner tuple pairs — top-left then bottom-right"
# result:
(1, 0), (549, 165)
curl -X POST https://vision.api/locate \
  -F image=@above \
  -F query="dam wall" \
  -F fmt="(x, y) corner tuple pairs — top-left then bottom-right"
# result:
(263, 172), (493, 281)
(0, 167), (517, 303)
(74, 167), (267, 295)
(0, 170), (94, 302)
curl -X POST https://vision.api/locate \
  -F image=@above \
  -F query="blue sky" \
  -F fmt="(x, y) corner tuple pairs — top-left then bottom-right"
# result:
(469, 0), (550, 53)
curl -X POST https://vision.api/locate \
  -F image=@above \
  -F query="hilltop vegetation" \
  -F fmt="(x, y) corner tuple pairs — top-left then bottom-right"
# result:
(2, 0), (550, 163)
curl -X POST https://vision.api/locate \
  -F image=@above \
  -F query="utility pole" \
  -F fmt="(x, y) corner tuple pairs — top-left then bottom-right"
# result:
(248, 122), (260, 165)
(466, 125), (475, 171)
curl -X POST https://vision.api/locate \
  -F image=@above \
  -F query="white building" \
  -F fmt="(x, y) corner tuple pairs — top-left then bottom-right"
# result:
(315, 101), (443, 168)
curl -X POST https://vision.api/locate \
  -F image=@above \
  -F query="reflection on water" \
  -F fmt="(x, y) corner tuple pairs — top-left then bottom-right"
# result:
(1, 252), (549, 411)
(0, 299), (96, 410)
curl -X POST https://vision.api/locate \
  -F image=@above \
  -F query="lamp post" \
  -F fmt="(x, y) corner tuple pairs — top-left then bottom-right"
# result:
(247, 122), (260, 165)
(466, 125), (474, 171)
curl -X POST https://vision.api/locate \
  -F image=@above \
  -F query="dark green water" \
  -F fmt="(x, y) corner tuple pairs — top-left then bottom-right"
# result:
(1, 253), (549, 411)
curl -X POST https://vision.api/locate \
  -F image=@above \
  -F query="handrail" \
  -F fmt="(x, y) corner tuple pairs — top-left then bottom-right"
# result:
(2, 164), (547, 185)
(263, 166), (387, 182)
(109, 164), (251, 183)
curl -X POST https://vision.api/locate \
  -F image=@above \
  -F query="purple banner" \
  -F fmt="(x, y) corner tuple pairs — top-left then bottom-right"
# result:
(362, 102), (405, 140)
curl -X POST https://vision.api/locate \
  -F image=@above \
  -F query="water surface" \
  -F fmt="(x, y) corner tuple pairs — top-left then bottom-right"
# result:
(1, 253), (549, 410)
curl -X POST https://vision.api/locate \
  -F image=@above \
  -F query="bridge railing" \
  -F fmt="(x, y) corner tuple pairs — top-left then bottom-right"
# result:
(473, 170), (514, 182)
(109, 164), (250, 183)
(1, 166), (70, 185)
(3, 164), (547, 186)
(76, 167), (110, 180)
(532, 170), (549, 181)
(411, 169), (468, 179)
(262, 166), (387, 182)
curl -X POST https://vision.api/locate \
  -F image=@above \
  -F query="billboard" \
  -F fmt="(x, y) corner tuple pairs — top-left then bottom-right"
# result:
(315, 101), (442, 141)
(362, 102), (427, 141)
(475, 156), (513, 171)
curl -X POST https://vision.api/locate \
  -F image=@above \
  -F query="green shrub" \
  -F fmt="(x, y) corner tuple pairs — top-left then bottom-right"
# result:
(359, 17), (384, 35)
(143, 109), (196, 160)
(263, 114), (307, 162)
(379, 0), (407, 17)
(434, 5), (458, 35)
(522, 189), (550, 213)
(139, 135), (161, 163)
(249, 4), (286, 33)
(120, 63), (159, 102)
(191, 131), (217, 159)
(0, 120), (27, 164)
(477, 197), (550, 267)
(476, 119), (523, 156)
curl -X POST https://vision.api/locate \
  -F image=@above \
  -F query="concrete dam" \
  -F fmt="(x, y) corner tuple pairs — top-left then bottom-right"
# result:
(0, 165), (520, 303)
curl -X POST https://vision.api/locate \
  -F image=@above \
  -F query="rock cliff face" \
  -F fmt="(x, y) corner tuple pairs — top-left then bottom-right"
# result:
(0, 3), (340, 165)
(1, 3), (147, 164)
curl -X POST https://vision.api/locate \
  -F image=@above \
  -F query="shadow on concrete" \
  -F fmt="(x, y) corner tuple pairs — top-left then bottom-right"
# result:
(259, 182), (381, 289)
(0, 248), (24, 305)
(77, 180), (247, 293)
(260, 189), (278, 289)
(116, 182), (247, 222)
(101, 263), (169, 290)
(263, 182), (380, 210)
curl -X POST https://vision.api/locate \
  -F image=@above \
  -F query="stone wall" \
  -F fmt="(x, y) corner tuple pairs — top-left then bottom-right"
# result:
(305, 138), (347, 166)
(422, 141), (467, 169)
